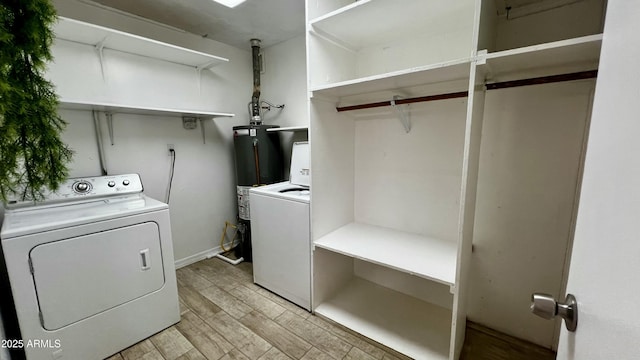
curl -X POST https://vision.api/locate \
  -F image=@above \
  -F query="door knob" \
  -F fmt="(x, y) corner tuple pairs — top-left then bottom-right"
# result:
(530, 293), (578, 332)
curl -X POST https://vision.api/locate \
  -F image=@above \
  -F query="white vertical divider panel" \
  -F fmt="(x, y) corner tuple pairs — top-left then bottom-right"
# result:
(451, 2), (485, 358)
(451, 64), (486, 360)
(312, 249), (353, 308)
(309, 97), (355, 241)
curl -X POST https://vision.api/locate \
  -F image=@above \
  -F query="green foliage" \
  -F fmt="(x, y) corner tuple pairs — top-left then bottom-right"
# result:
(0, 0), (73, 202)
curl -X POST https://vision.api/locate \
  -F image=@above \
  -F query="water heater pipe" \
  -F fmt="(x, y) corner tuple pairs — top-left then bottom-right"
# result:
(250, 39), (262, 125)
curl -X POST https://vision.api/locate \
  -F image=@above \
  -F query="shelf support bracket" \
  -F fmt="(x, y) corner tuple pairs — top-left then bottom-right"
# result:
(105, 112), (115, 145)
(391, 95), (411, 133)
(309, 26), (357, 53)
(200, 118), (206, 144)
(196, 67), (203, 95)
(196, 60), (218, 95)
(95, 37), (108, 81)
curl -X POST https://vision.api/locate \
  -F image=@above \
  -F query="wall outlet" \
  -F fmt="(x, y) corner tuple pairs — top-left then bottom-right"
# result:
(167, 144), (175, 154)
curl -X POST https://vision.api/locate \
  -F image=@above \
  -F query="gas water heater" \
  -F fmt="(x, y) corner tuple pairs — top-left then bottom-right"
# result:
(232, 39), (284, 261)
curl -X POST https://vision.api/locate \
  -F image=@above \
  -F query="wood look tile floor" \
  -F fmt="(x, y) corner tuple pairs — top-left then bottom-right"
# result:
(106, 258), (556, 360)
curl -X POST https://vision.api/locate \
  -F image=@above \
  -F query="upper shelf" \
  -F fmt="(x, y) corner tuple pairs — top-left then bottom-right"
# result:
(310, 59), (471, 98)
(309, 0), (474, 50)
(480, 34), (603, 79)
(59, 99), (234, 119)
(54, 17), (229, 69)
(314, 222), (458, 286)
(266, 126), (309, 132)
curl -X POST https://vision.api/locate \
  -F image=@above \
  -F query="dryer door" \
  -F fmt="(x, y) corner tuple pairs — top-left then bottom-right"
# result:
(29, 222), (164, 330)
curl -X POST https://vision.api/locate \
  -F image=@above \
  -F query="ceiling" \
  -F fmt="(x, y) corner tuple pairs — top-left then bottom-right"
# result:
(88, 0), (305, 50)
(85, 0), (577, 49)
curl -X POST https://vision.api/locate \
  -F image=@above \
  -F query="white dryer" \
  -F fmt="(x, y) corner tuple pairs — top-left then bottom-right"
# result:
(250, 142), (311, 310)
(0, 174), (179, 360)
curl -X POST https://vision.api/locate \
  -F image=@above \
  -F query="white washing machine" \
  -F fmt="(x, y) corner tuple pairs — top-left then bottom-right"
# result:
(250, 142), (311, 310)
(0, 174), (179, 360)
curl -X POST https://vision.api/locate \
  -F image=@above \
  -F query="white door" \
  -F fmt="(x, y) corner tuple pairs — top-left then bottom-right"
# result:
(556, 2), (640, 359)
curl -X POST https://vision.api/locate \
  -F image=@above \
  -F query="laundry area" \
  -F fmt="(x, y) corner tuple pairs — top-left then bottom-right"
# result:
(1, 0), (639, 359)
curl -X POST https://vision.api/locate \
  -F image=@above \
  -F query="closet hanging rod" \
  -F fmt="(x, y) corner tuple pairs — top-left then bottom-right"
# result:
(486, 70), (597, 90)
(335, 70), (597, 113)
(336, 91), (469, 112)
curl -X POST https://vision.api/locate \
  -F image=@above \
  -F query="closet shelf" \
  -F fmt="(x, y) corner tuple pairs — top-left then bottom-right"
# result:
(310, 59), (471, 98)
(309, 0), (472, 51)
(480, 34), (602, 80)
(315, 278), (451, 360)
(58, 99), (235, 119)
(54, 17), (229, 69)
(314, 222), (458, 286)
(266, 126), (309, 132)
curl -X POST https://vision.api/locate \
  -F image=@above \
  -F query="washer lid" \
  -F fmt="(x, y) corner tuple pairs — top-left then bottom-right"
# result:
(250, 181), (310, 203)
(290, 142), (310, 187)
(0, 195), (167, 239)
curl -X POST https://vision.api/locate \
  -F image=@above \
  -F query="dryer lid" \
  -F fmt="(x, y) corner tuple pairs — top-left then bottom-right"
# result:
(289, 141), (310, 187)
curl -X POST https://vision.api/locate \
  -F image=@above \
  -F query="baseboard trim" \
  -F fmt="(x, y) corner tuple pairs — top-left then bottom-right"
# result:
(465, 321), (556, 357)
(174, 247), (221, 269)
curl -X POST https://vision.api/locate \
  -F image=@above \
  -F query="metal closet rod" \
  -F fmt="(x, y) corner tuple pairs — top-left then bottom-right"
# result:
(334, 70), (598, 112)
(336, 91), (469, 112)
(485, 70), (598, 90)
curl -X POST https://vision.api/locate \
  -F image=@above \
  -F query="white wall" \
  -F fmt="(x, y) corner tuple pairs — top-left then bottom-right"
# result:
(260, 35), (308, 178)
(354, 100), (466, 242)
(51, 0), (252, 265)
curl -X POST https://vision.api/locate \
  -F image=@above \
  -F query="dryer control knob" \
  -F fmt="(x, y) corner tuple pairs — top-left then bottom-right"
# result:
(122, 180), (130, 186)
(74, 182), (91, 193)
(108, 181), (116, 187)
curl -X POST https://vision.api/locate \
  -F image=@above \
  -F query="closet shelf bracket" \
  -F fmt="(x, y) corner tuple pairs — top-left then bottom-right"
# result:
(309, 27), (357, 53)
(200, 118), (206, 144)
(391, 95), (411, 133)
(105, 112), (114, 146)
(95, 37), (108, 81)
(196, 60), (218, 95)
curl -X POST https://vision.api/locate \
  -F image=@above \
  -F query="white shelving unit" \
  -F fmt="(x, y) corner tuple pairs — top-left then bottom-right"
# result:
(265, 126), (308, 132)
(54, 17), (228, 69)
(58, 99), (234, 119)
(481, 34), (602, 81)
(477, 0), (604, 79)
(307, 0), (477, 90)
(315, 278), (452, 360)
(310, 59), (472, 98)
(309, 1), (471, 50)
(307, 1), (481, 359)
(59, 99), (235, 145)
(53, 18), (235, 145)
(315, 223), (457, 286)
(308, 0), (606, 358)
